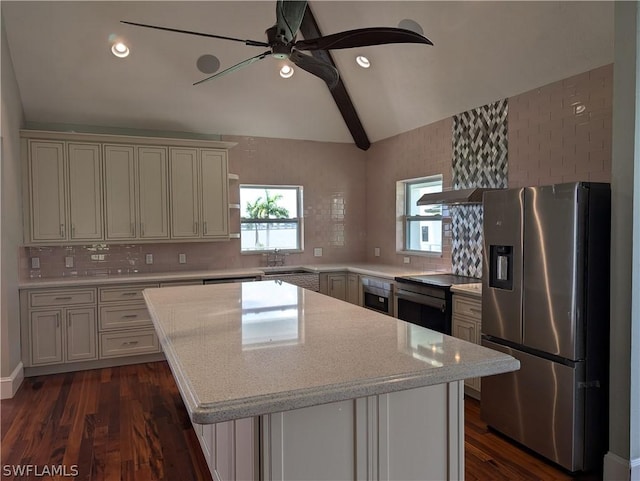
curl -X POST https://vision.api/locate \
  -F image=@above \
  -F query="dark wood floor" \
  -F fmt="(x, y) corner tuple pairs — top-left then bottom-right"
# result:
(1, 361), (600, 480)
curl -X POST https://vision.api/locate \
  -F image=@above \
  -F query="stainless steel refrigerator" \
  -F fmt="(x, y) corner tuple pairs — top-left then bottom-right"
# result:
(480, 182), (610, 472)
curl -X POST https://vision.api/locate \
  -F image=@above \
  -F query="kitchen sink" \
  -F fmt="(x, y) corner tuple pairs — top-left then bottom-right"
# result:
(261, 268), (314, 275)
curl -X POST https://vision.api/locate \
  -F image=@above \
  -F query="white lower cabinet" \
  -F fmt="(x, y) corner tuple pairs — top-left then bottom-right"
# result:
(193, 382), (464, 481)
(452, 293), (482, 397)
(29, 306), (97, 365)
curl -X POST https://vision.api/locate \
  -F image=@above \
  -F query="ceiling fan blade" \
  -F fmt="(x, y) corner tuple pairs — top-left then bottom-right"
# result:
(275, 0), (307, 43)
(194, 50), (272, 86)
(290, 50), (339, 90)
(294, 27), (433, 51)
(120, 21), (269, 47)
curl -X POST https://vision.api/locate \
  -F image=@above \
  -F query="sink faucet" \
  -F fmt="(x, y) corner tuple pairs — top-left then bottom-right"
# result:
(265, 249), (286, 267)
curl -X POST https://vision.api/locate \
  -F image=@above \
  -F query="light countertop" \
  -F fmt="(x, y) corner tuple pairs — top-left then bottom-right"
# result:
(18, 263), (431, 289)
(143, 281), (517, 424)
(451, 283), (482, 298)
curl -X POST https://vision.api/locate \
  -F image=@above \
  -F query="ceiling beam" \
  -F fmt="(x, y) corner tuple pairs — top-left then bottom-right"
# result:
(299, 5), (371, 151)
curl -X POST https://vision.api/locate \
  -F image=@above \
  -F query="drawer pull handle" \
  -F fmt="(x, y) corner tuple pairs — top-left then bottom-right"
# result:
(122, 341), (139, 346)
(121, 292), (138, 296)
(122, 314), (138, 319)
(469, 308), (481, 315)
(54, 296), (73, 300)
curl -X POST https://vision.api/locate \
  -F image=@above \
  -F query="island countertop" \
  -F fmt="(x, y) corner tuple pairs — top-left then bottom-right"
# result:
(143, 281), (518, 424)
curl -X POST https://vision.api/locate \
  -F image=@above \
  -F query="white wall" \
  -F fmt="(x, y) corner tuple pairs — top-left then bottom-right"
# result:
(605, 2), (640, 479)
(1, 14), (25, 386)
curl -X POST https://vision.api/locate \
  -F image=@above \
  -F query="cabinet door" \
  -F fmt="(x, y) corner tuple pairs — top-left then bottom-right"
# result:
(66, 308), (97, 362)
(104, 145), (136, 240)
(347, 274), (360, 305)
(200, 150), (229, 238)
(138, 146), (169, 239)
(170, 148), (200, 238)
(67, 143), (103, 240)
(30, 310), (63, 365)
(28, 141), (67, 242)
(327, 274), (347, 301)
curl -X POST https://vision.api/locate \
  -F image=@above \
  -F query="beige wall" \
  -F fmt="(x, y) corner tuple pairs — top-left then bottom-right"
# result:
(1, 16), (25, 378)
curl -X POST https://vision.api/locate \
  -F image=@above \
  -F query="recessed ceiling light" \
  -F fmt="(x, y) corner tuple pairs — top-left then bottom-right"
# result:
(280, 64), (294, 79)
(111, 42), (130, 58)
(356, 55), (370, 69)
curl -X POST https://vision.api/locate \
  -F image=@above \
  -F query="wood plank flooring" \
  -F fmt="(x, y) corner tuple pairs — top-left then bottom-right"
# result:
(1, 361), (601, 480)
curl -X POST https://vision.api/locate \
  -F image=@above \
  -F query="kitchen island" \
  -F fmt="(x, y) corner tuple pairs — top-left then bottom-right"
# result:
(143, 281), (518, 481)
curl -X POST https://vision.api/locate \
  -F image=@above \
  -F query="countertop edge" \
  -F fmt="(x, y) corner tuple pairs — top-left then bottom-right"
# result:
(19, 264), (432, 288)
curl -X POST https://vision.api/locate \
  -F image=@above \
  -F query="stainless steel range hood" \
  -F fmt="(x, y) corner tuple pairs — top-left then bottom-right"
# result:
(416, 187), (499, 205)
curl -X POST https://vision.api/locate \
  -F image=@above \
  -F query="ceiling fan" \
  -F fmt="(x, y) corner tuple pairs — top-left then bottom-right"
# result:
(121, 0), (433, 90)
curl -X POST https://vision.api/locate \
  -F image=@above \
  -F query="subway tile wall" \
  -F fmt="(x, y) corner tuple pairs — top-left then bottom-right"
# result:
(364, 118), (454, 272)
(508, 64), (613, 187)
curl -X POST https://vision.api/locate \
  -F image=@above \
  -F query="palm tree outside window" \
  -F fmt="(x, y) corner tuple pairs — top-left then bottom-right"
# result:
(240, 185), (303, 252)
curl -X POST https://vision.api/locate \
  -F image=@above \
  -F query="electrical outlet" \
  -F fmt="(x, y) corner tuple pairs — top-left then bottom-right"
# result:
(313, 247), (323, 257)
(65, 256), (74, 268)
(403, 256), (411, 264)
(145, 253), (153, 265)
(31, 257), (40, 269)
(179, 253), (187, 264)
(374, 247), (380, 257)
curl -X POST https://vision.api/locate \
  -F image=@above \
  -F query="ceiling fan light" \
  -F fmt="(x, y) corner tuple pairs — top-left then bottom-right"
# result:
(356, 55), (370, 69)
(280, 64), (294, 79)
(111, 42), (130, 58)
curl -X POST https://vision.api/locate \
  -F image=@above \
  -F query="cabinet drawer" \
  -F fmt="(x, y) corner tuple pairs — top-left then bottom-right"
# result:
(99, 329), (160, 358)
(453, 295), (482, 320)
(29, 289), (96, 308)
(99, 284), (157, 303)
(99, 304), (152, 330)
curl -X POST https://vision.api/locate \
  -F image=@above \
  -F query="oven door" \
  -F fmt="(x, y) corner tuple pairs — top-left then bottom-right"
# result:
(396, 288), (448, 334)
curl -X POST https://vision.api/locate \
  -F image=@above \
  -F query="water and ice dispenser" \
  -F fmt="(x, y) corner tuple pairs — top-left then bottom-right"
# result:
(489, 245), (513, 290)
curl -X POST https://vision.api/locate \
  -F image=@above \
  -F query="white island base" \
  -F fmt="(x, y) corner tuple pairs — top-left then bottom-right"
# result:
(193, 381), (464, 481)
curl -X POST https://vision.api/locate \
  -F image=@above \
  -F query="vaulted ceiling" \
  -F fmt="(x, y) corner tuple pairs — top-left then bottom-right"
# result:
(2, 1), (613, 146)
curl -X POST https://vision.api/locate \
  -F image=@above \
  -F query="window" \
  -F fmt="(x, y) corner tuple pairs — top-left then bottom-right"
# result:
(240, 185), (303, 252)
(401, 175), (443, 254)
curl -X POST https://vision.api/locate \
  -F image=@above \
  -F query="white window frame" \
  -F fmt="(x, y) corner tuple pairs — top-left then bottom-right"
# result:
(240, 184), (304, 253)
(397, 175), (444, 255)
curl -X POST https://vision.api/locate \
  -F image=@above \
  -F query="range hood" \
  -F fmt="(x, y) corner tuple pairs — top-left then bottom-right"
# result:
(416, 187), (499, 205)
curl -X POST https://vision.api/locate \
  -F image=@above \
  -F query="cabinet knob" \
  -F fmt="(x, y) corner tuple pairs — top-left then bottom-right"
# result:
(194, 221), (199, 234)
(60, 224), (65, 238)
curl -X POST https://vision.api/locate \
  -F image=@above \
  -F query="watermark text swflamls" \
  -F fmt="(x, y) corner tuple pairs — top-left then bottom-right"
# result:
(2, 464), (79, 477)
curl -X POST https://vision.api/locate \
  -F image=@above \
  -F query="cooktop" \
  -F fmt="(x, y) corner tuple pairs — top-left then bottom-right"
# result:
(394, 273), (480, 288)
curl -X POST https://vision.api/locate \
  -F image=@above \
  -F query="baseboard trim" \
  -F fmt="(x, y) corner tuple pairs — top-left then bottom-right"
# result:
(604, 451), (640, 481)
(0, 361), (24, 399)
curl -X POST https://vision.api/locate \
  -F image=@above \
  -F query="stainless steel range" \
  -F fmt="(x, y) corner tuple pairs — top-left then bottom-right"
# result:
(393, 274), (479, 334)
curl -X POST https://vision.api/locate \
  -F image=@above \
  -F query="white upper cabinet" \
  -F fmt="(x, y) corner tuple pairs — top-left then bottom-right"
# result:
(27, 140), (103, 243)
(200, 150), (228, 238)
(28, 141), (67, 242)
(138, 146), (169, 239)
(104, 144), (136, 240)
(67, 143), (103, 240)
(170, 147), (229, 240)
(23, 131), (234, 245)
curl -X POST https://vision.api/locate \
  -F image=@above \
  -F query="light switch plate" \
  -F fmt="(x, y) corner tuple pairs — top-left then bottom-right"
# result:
(65, 256), (74, 268)
(374, 247), (380, 257)
(403, 256), (410, 264)
(31, 257), (40, 269)
(145, 253), (153, 264)
(313, 247), (323, 257)
(179, 253), (187, 264)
